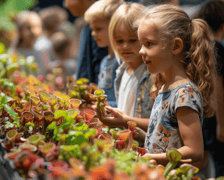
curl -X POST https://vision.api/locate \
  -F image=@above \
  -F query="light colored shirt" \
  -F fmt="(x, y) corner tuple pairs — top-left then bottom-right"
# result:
(118, 63), (145, 117)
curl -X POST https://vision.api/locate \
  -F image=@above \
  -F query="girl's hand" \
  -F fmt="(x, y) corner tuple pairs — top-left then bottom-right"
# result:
(96, 106), (127, 127)
(216, 125), (224, 143)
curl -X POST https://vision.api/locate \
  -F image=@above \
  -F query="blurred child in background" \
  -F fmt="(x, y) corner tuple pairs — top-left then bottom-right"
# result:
(10, 11), (47, 76)
(50, 32), (77, 89)
(64, 0), (108, 84)
(84, 0), (124, 107)
(35, 6), (70, 63)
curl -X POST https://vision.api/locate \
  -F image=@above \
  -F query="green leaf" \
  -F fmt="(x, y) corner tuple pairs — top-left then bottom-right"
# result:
(3, 104), (20, 125)
(6, 63), (20, 75)
(84, 129), (97, 139)
(65, 116), (75, 124)
(1, 92), (14, 104)
(76, 121), (85, 127)
(0, 43), (5, 54)
(47, 121), (56, 130)
(53, 127), (60, 140)
(54, 110), (68, 119)
(60, 145), (77, 152)
(77, 124), (88, 131)
(0, 79), (15, 96)
(0, 69), (6, 78)
(0, 62), (4, 69)
(94, 90), (105, 96)
(0, 0), (36, 31)
(74, 134), (87, 145)
(68, 130), (81, 136)
(76, 80), (83, 85)
(67, 109), (79, 119)
(5, 121), (15, 129)
(166, 149), (182, 162)
(66, 136), (76, 145)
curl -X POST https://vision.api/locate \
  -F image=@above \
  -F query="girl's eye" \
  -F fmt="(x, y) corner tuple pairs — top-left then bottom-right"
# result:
(147, 42), (153, 47)
(129, 39), (137, 43)
(116, 40), (123, 43)
(93, 28), (101, 32)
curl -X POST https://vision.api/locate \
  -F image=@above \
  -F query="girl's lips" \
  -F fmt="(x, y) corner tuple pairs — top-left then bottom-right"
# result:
(144, 61), (151, 64)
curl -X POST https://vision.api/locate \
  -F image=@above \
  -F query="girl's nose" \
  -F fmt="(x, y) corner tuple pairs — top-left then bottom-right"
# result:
(32, 28), (41, 38)
(91, 31), (96, 38)
(123, 42), (130, 49)
(139, 47), (145, 56)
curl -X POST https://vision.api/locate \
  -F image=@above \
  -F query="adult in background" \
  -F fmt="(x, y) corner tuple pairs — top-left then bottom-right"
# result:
(64, 0), (108, 83)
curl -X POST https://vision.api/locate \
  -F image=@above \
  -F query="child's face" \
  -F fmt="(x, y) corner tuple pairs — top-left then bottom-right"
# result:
(64, 0), (89, 17)
(20, 15), (42, 46)
(113, 23), (142, 64)
(138, 21), (174, 74)
(89, 18), (110, 48)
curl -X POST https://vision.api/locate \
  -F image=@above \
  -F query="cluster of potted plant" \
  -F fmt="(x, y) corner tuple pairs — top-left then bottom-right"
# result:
(0, 45), (201, 180)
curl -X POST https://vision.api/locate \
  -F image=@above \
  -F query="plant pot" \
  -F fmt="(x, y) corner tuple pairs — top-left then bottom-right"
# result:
(39, 91), (51, 104)
(27, 134), (42, 146)
(22, 111), (34, 124)
(117, 130), (131, 141)
(48, 160), (69, 171)
(39, 142), (56, 156)
(83, 109), (96, 122)
(6, 129), (17, 141)
(69, 98), (82, 109)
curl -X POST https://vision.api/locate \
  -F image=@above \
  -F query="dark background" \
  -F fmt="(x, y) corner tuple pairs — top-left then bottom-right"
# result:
(31, 0), (207, 23)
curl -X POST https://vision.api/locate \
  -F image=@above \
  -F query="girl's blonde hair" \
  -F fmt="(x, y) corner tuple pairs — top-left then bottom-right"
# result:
(137, 4), (216, 118)
(10, 11), (41, 50)
(84, 0), (124, 22)
(109, 2), (145, 62)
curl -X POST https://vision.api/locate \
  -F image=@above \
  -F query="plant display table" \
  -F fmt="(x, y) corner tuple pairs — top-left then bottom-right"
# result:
(0, 49), (202, 180)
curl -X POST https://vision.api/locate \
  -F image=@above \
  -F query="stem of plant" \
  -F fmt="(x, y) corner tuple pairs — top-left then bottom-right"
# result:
(181, 174), (187, 180)
(42, 121), (47, 135)
(163, 161), (178, 178)
(125, 132), (133, 153)
(186, 168), (194, 180)
(136, 153), (140, 162)
(29, 101), (32, 112)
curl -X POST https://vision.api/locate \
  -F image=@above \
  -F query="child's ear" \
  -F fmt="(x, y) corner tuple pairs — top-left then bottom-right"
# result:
(172, 37), (183, 55)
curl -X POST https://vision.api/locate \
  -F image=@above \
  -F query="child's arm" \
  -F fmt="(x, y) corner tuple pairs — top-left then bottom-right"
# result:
(96, 106), (150, 132)
(144, 106), (203, 166)
(176, 106), (204, 162)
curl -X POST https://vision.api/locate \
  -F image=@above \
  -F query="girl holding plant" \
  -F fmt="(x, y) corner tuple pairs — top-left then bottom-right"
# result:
(109, 2), (152, 119)
(97, 4), (216, 166)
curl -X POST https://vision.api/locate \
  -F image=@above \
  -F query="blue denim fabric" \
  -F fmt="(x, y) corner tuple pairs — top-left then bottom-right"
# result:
(114, 63), (152, 118)
(76, 24), (108, 84)
(98, 55), (119, 107)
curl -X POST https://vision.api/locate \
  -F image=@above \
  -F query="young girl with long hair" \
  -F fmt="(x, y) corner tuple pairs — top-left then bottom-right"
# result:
(109, 2), (152, 119)
(97, 4), (216, 165)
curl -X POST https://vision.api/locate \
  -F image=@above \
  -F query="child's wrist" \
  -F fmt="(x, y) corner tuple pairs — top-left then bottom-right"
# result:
(122, 114), (131, 128)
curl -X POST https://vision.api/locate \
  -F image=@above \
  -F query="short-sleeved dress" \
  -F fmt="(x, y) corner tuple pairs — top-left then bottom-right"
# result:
(144, 81), (203, 153)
